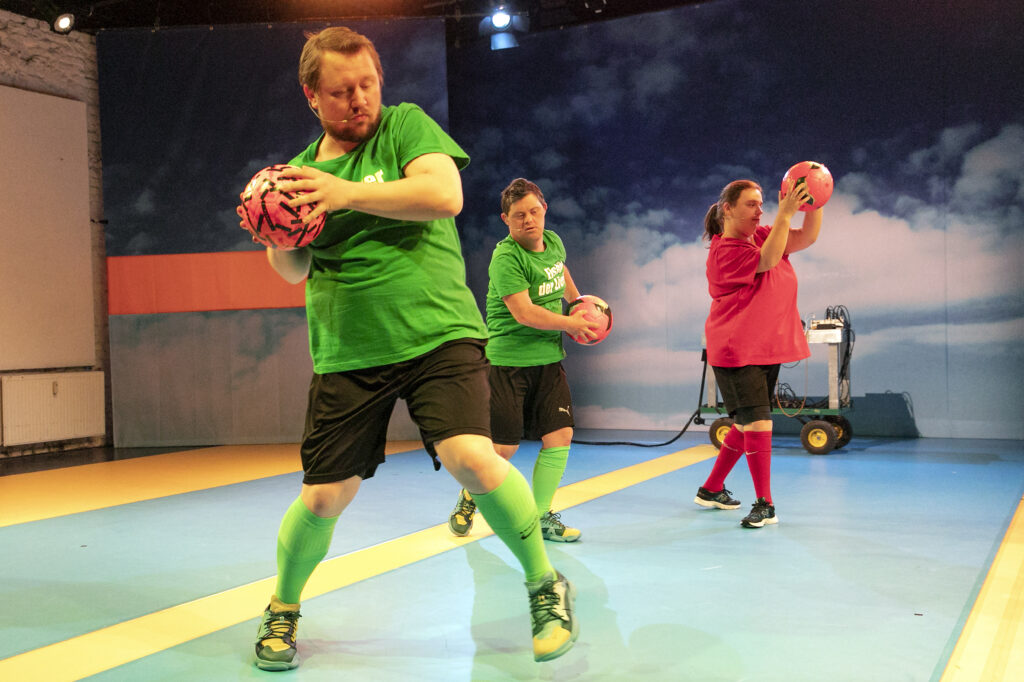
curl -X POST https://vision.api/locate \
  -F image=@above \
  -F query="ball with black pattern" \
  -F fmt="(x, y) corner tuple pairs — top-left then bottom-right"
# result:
(239, 164), (326, 248)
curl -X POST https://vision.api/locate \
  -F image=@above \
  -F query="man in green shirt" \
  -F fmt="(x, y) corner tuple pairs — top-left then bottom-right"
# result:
(246, 28), (578, 670)
(448, 178), (601, 544)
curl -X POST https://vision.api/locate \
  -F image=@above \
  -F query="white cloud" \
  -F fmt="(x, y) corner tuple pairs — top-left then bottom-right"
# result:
(635, 59), (684, 100)
(132, 188), (155, 214)
(532, 148), (568, 172)
(904, 122), (983, 174)
(855, 317), (1024, 358)
(952, 124), (1024, 208)
(549, 197), (586, 220)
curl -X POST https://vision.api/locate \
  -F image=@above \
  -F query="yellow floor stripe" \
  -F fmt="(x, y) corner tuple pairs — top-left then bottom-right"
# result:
(940, 494), (1024, 682)
(0, 441), (423, 528)
(0, 444), (716, 681)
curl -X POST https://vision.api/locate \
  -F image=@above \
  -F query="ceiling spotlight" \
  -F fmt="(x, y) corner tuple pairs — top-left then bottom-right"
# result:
(479, 4), (529, 51)
(52, 12), (75, 34)
(490, 8), (512, 30)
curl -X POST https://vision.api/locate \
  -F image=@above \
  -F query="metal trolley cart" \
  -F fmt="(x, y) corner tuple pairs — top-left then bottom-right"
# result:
(696, 308), (855, 455)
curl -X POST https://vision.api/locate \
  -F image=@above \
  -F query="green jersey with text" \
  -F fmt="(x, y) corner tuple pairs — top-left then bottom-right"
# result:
(289, 103), (486, 373)
(485, 230), (568, 367)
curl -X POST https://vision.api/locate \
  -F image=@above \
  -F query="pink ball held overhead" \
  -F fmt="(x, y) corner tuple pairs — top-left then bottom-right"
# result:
(781, 161), (834, 211)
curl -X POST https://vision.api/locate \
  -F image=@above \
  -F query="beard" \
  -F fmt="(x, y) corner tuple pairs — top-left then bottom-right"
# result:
(323, 109), (381, 146)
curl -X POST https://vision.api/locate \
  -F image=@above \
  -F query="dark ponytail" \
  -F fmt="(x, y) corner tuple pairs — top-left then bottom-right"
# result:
(702, 179), (762, 242)
(703, 203), (723, 240)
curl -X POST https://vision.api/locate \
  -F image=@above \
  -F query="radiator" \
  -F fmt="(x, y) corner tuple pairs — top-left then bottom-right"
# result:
(1, 372), (106, 446)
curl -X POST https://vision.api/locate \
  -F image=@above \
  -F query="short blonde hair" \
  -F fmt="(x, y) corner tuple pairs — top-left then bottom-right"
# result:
(298, 27), (384, 92)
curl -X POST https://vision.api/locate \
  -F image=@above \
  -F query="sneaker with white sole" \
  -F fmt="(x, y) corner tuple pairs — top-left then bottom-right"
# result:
(540, 511), (581, 542)
(526, 571), (579, 662)
(741, 497), (778, 528)
(694, 486), (741, 509)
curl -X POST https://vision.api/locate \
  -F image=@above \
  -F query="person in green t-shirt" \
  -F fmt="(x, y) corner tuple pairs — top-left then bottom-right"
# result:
(244, 28), (578, 670)
(447, 178), (602, 545)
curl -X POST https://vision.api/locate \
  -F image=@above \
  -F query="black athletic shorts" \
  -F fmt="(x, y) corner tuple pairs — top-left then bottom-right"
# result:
(489, 362), (574, 445)
(299, 338), (491, 485)
(711, 364), (780, 425)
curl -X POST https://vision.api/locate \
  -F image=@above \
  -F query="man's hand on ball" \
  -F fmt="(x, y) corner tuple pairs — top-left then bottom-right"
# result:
(277, 165), (355, 223)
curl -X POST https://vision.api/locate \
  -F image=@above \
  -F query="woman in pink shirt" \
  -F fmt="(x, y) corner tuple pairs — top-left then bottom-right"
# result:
(694, 178), (823, 527)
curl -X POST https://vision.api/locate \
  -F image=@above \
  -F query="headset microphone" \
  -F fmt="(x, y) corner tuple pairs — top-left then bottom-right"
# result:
(307, 100), (349, 123)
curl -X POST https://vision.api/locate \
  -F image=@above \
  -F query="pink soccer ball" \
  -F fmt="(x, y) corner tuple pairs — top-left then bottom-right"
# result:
(566, 295), (613, 346)
(781, 161), (834, 212)
(239, 164), (325, 248)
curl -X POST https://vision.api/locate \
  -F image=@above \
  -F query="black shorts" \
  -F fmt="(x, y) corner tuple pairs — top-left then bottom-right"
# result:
(489, 362), (574, 445)
(711, 364), (780, 425)
(299, 338), (491, 485)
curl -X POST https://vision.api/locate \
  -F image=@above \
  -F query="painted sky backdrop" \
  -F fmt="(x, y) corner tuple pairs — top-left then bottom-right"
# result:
(449, 0), (1024, 438)
(98, 0), (1023, 445)
(98, 19), (448, 256)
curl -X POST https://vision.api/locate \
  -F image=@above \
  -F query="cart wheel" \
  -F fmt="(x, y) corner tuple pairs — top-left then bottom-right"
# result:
(825, 416), (853, 449)
(709, 417), (735, 449)
(800, 420), (837, 455)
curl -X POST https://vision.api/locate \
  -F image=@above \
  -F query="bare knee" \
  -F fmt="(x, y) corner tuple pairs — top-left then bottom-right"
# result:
(436, 433), (510, 494)
(743, 419), (773, 433)
(300, 477), (361, 517)
(494, 442), (518, 460)
(541, 427), (573, 449)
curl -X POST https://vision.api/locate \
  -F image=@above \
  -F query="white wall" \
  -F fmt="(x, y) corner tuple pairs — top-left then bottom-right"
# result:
(0, 9), (110, 445)
(0, 85), (94, 369)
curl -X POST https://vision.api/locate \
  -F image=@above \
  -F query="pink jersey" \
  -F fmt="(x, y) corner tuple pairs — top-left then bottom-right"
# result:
(704, 225), (809, 367)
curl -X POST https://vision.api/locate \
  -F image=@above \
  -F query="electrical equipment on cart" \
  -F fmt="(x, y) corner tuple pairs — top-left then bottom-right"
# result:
(696, 306), (855, 455)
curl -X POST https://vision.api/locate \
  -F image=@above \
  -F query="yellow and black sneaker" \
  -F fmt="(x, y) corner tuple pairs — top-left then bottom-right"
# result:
(254, 595), (301, 671)
(448, 488), (477, 537)
(539, 511), (581, 542)
(526, 571), (579, 662)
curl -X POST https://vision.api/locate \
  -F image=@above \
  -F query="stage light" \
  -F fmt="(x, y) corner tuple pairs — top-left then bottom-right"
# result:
(490, 8), (511, 30)
(478, 4), (529, 51)
(52, 12), (75, 34)
(490, 32), (518, 50)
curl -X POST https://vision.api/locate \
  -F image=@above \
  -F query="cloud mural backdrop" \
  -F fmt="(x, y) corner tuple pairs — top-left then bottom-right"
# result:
(449, 0), (1024, 439)
(99, 0), (1023, 445)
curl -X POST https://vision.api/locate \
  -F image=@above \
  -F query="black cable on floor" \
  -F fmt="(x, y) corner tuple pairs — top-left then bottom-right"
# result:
(571, 351), (709, 448)
(571, 406), (701, 447)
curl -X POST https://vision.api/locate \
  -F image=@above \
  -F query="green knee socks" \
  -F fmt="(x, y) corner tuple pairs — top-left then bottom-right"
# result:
(532, 446), (570, 515)
(472, 466), (555, 583)
(275, 496), (339, 604)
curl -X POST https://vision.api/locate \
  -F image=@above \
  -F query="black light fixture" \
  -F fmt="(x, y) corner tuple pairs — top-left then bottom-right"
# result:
(478, 4), (529, 50)
(52, 11), (75, 34)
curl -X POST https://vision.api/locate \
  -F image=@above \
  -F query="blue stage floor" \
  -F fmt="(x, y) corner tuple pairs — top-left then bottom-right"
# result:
(1, 431), (1021, 680)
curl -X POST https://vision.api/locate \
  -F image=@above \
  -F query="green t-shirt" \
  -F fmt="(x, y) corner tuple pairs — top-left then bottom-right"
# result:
(485, 230), (568, 367)
(289, 103), (487, 373)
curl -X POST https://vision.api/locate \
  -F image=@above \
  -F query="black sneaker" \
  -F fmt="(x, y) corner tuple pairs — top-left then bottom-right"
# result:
(741, 497), (778, 528)
(694, 486), (741, 509)
(254, 596), (301, 670)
